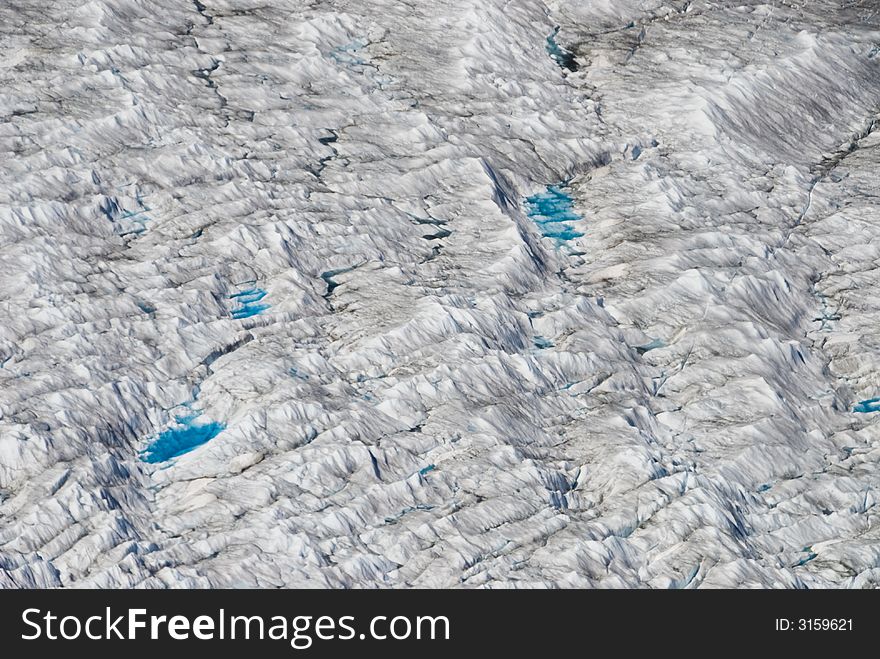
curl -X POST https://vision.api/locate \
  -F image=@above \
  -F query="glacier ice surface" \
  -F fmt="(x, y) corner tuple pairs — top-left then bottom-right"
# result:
(1, 0), (880, 589)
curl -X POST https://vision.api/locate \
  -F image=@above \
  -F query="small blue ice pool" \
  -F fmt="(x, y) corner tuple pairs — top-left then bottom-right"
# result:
(853, 397), (880, 413)
(524, 185), (584, 243)
(229, 287), (270, 319)
(140, 413), (226, 463)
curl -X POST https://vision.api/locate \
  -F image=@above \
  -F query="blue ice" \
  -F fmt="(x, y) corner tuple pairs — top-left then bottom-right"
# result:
(525, 185), (584, 242)
(140, 412), (225, 463)
(636, 338), (665, 354)
(289, 367), (309, 380)
(120, 210), (149, 234)
(546, 27), (578, 72)
(794, 547), (817, 567)
(101, 194), (151, 236)
(320, 266), (357, 297)
(330, 39), (368, 65)
(229, 287), (270, 319)
(384, 504), (435, 524)
(853, 397), (880, 413)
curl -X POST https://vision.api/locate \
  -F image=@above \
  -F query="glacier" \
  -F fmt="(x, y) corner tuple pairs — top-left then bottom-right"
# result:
(1, 0), (880, 588)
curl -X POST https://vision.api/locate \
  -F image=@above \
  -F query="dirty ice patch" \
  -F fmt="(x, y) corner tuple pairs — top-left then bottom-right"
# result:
(229, 287), (270, 319)
(525, 185), (584, 243)
(140, 412), (226, 463)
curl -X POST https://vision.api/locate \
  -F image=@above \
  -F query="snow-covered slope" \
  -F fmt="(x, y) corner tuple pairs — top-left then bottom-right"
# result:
(1, 0), (879, 587)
